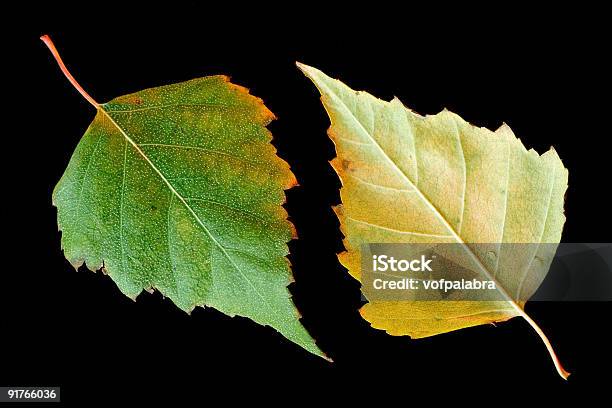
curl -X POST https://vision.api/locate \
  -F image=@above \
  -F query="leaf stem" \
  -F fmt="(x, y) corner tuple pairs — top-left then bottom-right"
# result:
(521, 310), (570, 379)
(40, 34), (99, 108)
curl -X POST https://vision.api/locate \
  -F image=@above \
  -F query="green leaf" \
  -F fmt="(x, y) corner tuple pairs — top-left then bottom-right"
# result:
(298, 62), (569, 377)
(45, 36), (323, 358)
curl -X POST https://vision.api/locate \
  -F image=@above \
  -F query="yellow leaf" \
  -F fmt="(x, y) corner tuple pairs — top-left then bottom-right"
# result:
(298, 62), (569, 378)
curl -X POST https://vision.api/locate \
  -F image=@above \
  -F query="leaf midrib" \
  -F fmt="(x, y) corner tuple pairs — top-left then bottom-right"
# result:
(317, 78), (523, 313)
(99, 106), (277, 315)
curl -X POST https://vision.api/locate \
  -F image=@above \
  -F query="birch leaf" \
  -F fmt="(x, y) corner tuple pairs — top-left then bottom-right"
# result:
(298, 62), (569, 377)
(43, 35), (323, 358)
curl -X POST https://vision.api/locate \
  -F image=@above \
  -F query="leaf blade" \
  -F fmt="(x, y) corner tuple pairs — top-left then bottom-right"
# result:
(54, 75), (322, 358)
(298, 62), (569, 376)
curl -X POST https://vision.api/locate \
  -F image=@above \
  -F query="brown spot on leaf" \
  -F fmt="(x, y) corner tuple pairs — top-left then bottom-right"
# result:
(341, 159), (352, 171)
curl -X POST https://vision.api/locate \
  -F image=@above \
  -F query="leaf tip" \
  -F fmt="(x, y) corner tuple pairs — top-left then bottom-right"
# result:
(295, 61), (319, 79)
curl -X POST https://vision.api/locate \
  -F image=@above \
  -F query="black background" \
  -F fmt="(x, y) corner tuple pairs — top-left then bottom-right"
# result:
(5, 2), (611, 404)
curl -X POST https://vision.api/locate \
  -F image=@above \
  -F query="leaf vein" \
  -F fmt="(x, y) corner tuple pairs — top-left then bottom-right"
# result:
(453, 118), (467, 234)
(75, 131), (104, 221)
(185, 196), (272, 227)
(493, 137), (512, 278)
(119, 139), (128, 278)
(346, 216), (452, 238)
(139, 143), (260, 166)
(105, 102), (243, 113)
(516, 163), (557, 301)
(346, 172), (415, 193)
